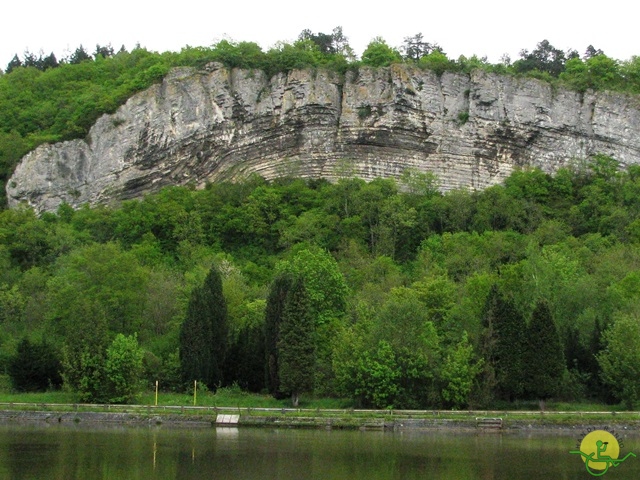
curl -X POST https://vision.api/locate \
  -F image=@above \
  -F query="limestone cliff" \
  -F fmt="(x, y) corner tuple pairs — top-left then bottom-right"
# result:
(7, 63), (640, 212)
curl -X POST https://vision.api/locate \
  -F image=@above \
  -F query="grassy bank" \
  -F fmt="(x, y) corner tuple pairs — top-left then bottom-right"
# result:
(0, 389), (630, 412)
(0, 388), (352, 410)
(1, 390), (639, 429)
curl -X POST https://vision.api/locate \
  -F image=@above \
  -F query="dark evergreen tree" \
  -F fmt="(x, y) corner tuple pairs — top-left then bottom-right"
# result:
(524, 301), (565, 405)
(401, 33), (441, 61)
(514, 39), (567, 77)
(477, 285), (500, 405)
(179, 286), (213, 388)
(8, 338), (62, 391)
(277, 277), (315, 406)
(494, 293), (528, 400)
(94, 44), (115, 59)
(204, 265), (228, 388)
(223, 323), (265, 392)
(480, 285), (528, 401)
(564, 320), (608, 401)
(297, 26), (352, 57)
(5, 54), (22, 73)
(582, 317), (616, 403)
(584, 45), (604, 60)
(22, 50), (40, 69)
(298, 29), (335, 54)
(264, 272), (295, 398)
(41, 52), (59, 70)
(179, 265), (228, 390)
(68, 45), (91, 64)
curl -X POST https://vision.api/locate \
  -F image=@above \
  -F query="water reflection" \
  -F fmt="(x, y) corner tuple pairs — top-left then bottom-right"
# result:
(0, 424), (639, 479)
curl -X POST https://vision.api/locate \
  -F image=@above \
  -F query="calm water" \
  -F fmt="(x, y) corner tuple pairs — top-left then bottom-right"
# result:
(1, 424), (639, 479)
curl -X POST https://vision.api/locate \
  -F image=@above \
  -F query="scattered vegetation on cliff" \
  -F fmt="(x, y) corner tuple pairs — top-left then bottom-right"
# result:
(2, 157), (640, 409)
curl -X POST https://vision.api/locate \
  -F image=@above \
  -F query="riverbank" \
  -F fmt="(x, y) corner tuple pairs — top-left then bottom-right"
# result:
(2, 404), (640, 432)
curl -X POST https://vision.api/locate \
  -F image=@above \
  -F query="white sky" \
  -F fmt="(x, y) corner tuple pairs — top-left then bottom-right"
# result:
(2, 1), (638, 70)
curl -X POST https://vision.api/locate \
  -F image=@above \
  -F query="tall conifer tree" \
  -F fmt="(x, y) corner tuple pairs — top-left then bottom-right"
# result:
(277, 277), (315, 407)
(525, 301), (565, 405)
(179, 285), (213, 387)
(264, 272), (295, 397)
(478, 285), (499, 405)
(179, 265), (228, 389)
(493, 292), (527, 400)
(6, 54), (22, 73)
(481, 285), (527, 401)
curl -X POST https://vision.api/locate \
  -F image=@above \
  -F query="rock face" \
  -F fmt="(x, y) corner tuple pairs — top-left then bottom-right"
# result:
(7, 63), (640, 212)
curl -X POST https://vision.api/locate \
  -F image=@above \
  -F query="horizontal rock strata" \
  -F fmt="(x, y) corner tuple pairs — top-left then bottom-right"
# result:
(7, 63), (640, 212)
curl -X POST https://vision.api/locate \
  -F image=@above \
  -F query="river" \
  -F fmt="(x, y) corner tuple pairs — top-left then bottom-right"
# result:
(1, 424), (639, 479)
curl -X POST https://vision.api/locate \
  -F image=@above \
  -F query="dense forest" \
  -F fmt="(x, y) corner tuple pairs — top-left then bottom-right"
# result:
(2, 29), (640, 409)
(2, 155), (640, 408)
(1, 28), (640, 205)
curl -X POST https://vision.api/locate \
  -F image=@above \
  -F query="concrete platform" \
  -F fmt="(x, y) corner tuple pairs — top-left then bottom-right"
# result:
(216, 414), (240, 425)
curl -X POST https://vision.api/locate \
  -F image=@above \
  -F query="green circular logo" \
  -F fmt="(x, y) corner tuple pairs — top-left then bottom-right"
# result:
(570, 428), (635, 476)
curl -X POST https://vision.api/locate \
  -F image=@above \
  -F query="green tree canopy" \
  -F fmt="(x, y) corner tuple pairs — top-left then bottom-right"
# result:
(440, 331), (483, 408)
(597, 314), (640, 409)
(276, 246), (349, 395)
(513, 39), (568, 77)
(361, 38), (402, 67)
(104, 333), (144, 403)
(46, 242), (148, 337)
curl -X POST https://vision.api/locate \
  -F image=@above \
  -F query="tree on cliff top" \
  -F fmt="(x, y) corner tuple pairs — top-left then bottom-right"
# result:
(298, 26), (354, 59)
(401, 33), (442, 62)
(513, 39), (568, 77)
(361, 38), (402, 67)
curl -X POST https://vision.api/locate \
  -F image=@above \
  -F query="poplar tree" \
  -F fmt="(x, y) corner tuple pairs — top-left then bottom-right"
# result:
(277, 277), (315, 407)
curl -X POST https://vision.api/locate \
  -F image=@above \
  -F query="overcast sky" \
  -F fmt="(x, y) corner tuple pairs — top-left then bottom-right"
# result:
(2, 1), (638, 70)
